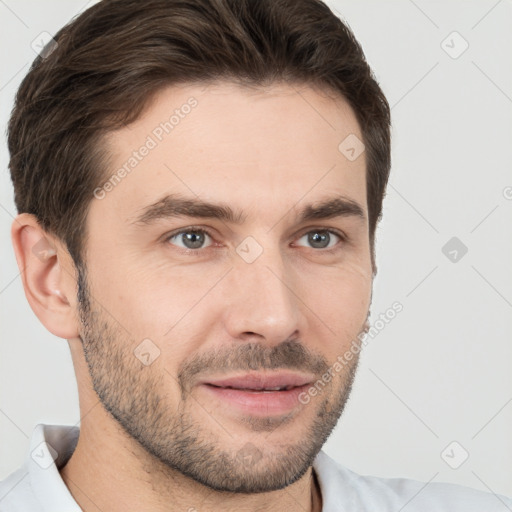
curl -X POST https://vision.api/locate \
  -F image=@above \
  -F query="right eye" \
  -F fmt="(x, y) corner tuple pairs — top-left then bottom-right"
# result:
(164, 227), (215, 253)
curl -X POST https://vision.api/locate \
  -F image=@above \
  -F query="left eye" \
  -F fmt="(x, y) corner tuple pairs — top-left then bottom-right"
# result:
(295, 229), (343, 250)
(165, 228), (344, 252)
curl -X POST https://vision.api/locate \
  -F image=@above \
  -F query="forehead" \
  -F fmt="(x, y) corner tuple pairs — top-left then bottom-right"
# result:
(93, 81), (367, 228)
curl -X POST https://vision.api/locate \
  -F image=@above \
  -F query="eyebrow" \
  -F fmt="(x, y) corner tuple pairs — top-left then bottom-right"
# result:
(129, 193), (366, 227)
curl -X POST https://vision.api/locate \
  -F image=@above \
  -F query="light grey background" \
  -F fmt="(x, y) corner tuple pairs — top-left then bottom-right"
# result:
(1, 0), (511, 500)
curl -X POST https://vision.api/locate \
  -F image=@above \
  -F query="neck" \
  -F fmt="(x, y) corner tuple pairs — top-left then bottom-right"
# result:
(59, 408), (322, 512)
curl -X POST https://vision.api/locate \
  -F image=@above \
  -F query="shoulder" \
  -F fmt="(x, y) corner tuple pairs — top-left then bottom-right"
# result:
(0, 467), (41, 512)
(0, 424), (80, 512)
(313, 450), (512, 511)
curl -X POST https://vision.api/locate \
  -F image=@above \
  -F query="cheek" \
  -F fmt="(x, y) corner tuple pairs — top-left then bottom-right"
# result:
(301, 261), (372, 332)
(87, 250), (191, 330)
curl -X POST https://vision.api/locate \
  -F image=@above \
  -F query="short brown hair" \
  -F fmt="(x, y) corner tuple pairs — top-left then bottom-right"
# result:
(8, 0), (390, 272)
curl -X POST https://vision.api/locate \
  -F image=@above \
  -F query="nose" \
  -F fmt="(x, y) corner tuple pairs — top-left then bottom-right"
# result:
(222, 245), (301, 346)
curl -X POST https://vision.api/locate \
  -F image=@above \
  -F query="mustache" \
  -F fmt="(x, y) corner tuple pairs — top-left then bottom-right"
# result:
(177, 340), (330, 393)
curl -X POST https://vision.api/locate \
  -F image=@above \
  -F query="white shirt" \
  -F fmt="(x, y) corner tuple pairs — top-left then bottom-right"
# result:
(1, 423), (511, 511)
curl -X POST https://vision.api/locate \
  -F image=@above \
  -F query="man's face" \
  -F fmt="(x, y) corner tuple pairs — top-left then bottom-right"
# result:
(78, 81), (372, 492)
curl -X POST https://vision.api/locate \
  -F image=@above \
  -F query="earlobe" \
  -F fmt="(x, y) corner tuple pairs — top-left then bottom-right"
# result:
(11, 213), (80, 340)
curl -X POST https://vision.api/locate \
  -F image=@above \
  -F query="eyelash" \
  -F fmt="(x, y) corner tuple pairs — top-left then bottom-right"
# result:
(163, 226), (347, 256)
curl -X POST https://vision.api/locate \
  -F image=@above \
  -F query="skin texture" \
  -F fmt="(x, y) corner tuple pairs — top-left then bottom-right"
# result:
(11, 81), (373, 512)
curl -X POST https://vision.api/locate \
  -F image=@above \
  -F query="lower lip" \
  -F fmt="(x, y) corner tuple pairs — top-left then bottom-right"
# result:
(200, 384), (310, 416)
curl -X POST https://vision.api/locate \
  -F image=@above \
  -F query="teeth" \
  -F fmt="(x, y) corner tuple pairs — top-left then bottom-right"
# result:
(258, 386), (295, 391)
(231, 386), (287, 391)
(215, 385), (292, 391)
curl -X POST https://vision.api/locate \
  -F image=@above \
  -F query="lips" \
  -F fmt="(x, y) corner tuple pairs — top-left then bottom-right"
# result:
(202, 372), (313, 391)
(198, 372), (314, 416)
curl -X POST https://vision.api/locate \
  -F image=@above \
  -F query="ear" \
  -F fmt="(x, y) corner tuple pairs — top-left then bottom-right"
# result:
(11, 213), (80, 340)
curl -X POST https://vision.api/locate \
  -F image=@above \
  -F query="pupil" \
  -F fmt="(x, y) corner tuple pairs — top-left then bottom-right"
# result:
(309, 231), (328, 248)
(184, 231), (204, 249)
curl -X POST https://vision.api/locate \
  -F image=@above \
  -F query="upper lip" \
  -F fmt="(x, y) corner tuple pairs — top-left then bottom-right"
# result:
(200, 371), (314, 391)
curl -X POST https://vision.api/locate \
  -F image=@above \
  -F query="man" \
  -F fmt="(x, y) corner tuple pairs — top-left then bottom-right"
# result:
(1, 0), (510, 510)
